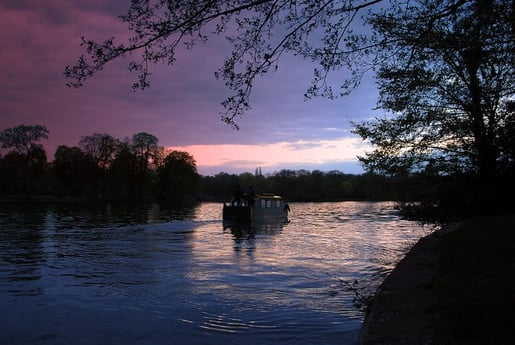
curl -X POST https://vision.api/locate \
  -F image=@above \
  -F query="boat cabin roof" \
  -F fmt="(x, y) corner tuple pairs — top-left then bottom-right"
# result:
(256, 193), (282, 200)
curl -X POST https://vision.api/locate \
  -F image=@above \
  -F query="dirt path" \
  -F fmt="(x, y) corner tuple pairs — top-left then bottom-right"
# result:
(357, 224), (459, 345)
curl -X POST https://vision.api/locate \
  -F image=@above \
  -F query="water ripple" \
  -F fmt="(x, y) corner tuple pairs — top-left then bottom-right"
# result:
(0, 201), (430, 345)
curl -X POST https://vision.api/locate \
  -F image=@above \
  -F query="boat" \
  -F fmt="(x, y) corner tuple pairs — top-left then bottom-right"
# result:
(223, 193), (290, 223)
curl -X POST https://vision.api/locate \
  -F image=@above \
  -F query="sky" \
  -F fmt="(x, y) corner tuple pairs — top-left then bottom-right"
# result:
(0, 1), (382, 176)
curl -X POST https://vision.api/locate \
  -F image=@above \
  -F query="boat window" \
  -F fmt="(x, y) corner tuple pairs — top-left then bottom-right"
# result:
(266, 200), (272, 208)
(261, 199), (266, 208)
(276, 200), (281, 207)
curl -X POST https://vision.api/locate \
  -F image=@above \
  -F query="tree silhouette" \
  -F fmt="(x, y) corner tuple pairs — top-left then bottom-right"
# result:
(0, 124), (49, 155)
(65, 0), (389, 128)
(64, 2), (513, 188)
(79, 133), (121, 199)
(0, 125), (50, 196)
(353, 0), (514, 184)
(158, 150), (200, 201)
(54, 145), (96, 197)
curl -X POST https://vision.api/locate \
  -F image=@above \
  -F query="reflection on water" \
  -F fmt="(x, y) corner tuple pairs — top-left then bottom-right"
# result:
(0, 201), (431, 345)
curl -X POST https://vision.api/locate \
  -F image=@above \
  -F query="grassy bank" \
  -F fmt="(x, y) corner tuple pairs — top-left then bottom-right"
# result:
(434, 215), (515, 344)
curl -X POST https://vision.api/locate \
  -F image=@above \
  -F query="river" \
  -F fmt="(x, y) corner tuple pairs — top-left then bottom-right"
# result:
(0, 201), (431, 345)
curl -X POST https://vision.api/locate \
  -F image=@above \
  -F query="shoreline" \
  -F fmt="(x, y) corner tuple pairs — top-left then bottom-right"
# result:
(357, 223), (460, 345)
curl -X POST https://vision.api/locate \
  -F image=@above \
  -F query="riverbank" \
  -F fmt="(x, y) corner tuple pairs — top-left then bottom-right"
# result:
(358, 214), (515, 344)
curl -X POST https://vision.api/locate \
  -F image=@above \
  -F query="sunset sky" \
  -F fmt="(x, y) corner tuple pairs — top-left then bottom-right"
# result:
(0, 1), (382, 176)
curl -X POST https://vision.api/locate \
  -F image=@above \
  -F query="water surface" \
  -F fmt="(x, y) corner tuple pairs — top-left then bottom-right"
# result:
(0, 202), (431, 345)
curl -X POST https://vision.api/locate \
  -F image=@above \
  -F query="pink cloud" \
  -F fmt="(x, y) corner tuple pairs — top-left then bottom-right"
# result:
(174, 137), (369, 175)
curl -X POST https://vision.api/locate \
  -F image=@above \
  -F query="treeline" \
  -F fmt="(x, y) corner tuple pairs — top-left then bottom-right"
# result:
(0, 125), (201, 202)
(0, 145), (201, 202)
(200, 169), (424, 202)
(0, 147), (422, 203)
(0, 124), (425, 203)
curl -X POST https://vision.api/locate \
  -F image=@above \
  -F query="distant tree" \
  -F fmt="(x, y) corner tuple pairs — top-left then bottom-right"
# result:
(198, 168), (416, 201)
(0, 151), (26, 195)
(108, 142), (139, 200)
(25, 145), (50, 194)
(79, 133), (121, 199)
(0, 147), (50, 196)
(268, 169), (297, 198)
(26, 145), (48, 175)
(159, 150), (200, 201)
(0, 124), (49, 155)
(79, 133), (120, 170)
(128, 132), (161, 196)
(0, 125), (50, 195)
(200, 172), (240, 200)
(237, 172), (256, 192)
(323, 170), (347, 200)
(341, 180), (354, 196)
(130, 132), (160, 172)
(53, 145), (96, 197)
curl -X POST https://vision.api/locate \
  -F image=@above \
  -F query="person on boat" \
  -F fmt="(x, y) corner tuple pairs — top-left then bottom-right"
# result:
(232, 185), (243, 206)
(246, 185), (256, 207)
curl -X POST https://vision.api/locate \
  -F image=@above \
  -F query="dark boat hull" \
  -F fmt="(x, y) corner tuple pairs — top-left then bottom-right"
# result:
(222, 204), (289, 223)
(222, 204), (251, 222)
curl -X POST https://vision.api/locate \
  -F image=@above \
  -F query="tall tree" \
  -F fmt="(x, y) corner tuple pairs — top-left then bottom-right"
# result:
(79, 133), (120, 170)
(0, 125), (50, 195)
(352, 0), (514, 184)
(130, 132), (161, 174)
(53, 145), (96, 197)
(128, 132), (162, 199)
(79, 133), (121, 199)
(158, 150), (200, 201)
(109, 142), (139, 200)
(0, 151), (33, 195)
(0, 124), (49, 155)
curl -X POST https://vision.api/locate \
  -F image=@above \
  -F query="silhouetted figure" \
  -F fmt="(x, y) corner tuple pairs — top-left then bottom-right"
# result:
(247, 185), (256, 207)
(232, 185), (243, 206)
(283, 203), (291, 223)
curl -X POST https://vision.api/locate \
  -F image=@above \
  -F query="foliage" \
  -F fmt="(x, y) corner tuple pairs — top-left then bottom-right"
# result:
(200, 168), (410, 202)
(53, 145), (97, 197)
(64, 1), (513, 131)
(158, 150), (201, 202)
(0, 124), (49, 155)
(2, 125), (510, 219)
(353, 0), (514, 184)
(0, 151), (29, 195)
(0, 125), (202, 202)
(339, 279), (374, 312)
(0, 125), (51, 196)
(63, 0), (515, 218)
(351, 0), (515, 218)
(131, 132), (162, 173)
(200, 172), (241, 201)
(0, 126), (421, 202)
(126, 133), (164, 199)
(79, 133), (121, 170)
(65, 0), (386, 128)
